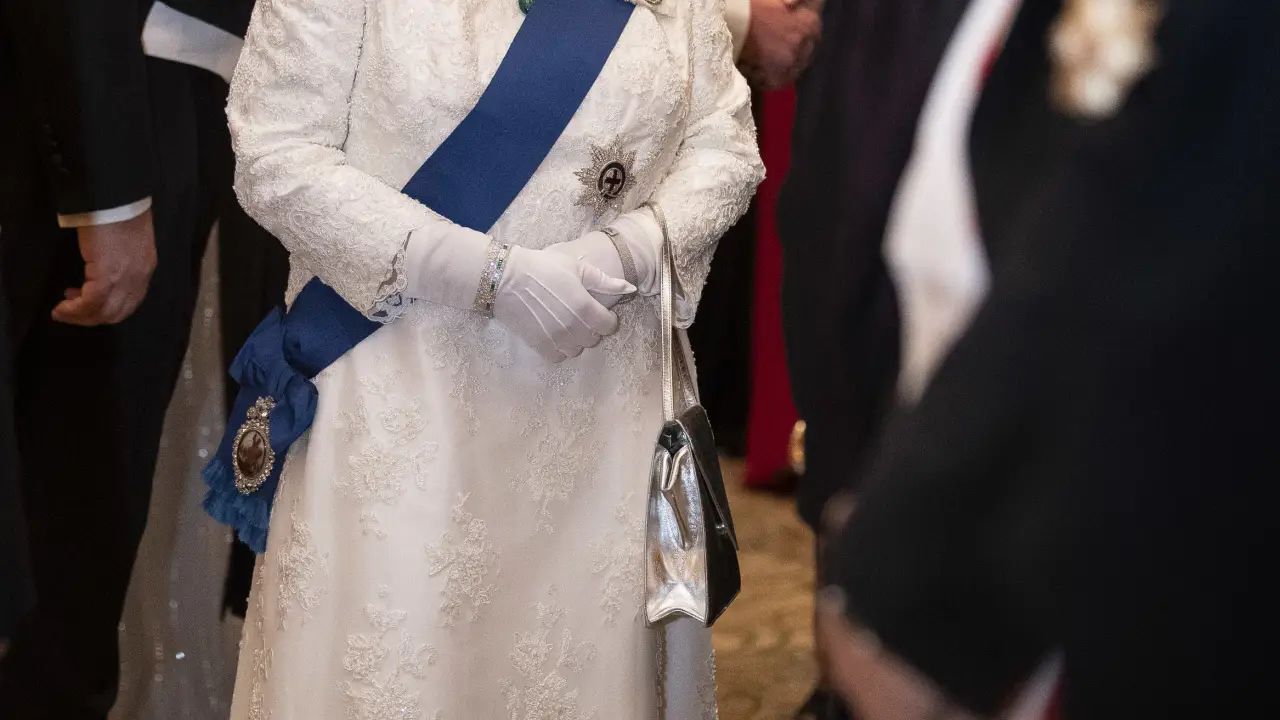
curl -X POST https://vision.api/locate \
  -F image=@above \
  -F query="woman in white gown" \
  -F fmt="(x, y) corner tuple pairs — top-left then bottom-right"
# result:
(224, 0), (763, 717)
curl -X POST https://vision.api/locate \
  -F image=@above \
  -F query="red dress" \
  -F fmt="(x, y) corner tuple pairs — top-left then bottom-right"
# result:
(744, 87), (800, 487)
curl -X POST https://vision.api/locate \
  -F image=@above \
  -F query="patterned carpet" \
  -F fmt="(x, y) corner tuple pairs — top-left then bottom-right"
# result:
(712, 459), (817, 720)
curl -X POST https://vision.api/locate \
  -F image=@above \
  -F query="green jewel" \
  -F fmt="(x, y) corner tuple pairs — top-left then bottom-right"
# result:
(519, 0), (535, 13)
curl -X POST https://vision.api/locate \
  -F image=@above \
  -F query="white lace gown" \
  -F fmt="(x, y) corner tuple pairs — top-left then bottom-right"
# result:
(224, 0), (763, 717)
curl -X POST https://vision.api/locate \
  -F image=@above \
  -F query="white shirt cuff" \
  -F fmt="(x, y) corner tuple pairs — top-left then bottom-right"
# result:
(57, 197), (152, 229)
(142, 1), (245, 83)
(725, 0), (752, 62)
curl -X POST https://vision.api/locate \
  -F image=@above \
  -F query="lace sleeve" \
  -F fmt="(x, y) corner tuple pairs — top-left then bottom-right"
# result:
(647, 0), (765, 329)
(227, 0), (433, 322)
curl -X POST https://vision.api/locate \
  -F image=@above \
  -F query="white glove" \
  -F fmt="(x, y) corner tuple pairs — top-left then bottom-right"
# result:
(403, 223), (633, 362)
(494, 247), (634, 361)
(545, 232), (627, 309)
(547, 209), (664, 301)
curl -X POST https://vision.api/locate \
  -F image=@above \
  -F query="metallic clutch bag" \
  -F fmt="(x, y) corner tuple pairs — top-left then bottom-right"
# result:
(644, 234), (741, 628)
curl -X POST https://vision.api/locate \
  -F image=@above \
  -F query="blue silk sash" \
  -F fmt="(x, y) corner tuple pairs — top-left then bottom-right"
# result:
(203, 0), (636, 552)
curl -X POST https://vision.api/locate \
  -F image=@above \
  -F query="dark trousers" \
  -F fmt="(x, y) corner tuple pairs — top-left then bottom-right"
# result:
(0, 59), (224, 720)
(0, 253), (32, 641)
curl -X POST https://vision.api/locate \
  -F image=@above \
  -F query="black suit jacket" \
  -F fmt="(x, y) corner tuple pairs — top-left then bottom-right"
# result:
(0, 1), (156, 224)
(777, 0), (970, 528)
(829, 0), (1280, 716)
(0, 0), (162, 635)
(0, 267), (28, 638)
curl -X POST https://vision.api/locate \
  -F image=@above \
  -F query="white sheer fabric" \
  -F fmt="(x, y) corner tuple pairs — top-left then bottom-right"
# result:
(225, 0), (762, 717)
(113, 235), (240, 720)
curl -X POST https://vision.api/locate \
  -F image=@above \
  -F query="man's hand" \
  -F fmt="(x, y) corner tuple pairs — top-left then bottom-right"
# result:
(52, 209), (157, 326)
(739, 0), (823, 91)
(815, 497), (978, 720)
(815, 588), (980, 720)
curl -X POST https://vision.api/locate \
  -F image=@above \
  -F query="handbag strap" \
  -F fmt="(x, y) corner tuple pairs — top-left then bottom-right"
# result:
(653, 203), (696, 424)
(660, 225), (676, 423)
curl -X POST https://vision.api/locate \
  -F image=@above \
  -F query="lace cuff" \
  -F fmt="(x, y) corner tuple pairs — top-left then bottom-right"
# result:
(370, 233), (413, 323)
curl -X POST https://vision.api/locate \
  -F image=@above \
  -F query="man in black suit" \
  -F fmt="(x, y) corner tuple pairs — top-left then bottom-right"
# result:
(816, 1), (1279, 717)
(775, 1), (970, 717)
(0, 1), (248, 716)
(778, 0), (970, 554)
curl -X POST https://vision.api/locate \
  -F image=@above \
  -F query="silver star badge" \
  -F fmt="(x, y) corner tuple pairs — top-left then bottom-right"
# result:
(575, 138), (637, 220)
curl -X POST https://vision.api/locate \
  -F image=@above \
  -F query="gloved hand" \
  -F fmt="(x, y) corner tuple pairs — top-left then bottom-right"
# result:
(547, 209), (664, 304)
(546, 231), (627, 309)
(494, 247), (634, 361)
(403, 222), (633, 362)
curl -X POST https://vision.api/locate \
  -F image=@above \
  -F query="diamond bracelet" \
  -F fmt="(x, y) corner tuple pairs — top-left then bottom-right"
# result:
(473, 241), (512, 318)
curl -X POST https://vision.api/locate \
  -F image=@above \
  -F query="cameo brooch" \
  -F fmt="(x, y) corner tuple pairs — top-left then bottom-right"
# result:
(233, 396), (276, 495)
(576, 138), (637, 219)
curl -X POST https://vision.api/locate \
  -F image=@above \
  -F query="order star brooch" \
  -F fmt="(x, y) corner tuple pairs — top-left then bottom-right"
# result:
(575, 138), (637, 220)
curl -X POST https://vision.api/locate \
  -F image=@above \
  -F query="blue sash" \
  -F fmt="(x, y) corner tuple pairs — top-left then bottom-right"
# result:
(203, 0), (636, 552)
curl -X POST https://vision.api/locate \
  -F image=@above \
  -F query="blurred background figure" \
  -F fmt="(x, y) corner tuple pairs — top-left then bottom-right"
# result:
(732, 0), (819, 499)
(737, 0), (823, 91)
(770, 0), (972, 717)
(689, 0), (820, 463)
(779, 0), (969, 535)
(732, 0), (821, 493)
(743, 85), (801, 493)
(817, 0), (1279, 718)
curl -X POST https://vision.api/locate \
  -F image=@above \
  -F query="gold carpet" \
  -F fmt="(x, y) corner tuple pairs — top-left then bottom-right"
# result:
(711, 459), (817, 720)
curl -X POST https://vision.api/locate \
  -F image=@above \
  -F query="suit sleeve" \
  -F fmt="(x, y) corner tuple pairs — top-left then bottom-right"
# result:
(824, 288), (1059, 716)
(1, 0), (154, 216)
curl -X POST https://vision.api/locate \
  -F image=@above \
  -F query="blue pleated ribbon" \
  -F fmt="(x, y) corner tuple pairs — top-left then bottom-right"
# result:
(203, 0), (636, 551)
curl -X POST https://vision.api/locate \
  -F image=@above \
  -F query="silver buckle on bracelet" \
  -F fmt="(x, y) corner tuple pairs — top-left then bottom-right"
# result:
(601, 225), (639, 290)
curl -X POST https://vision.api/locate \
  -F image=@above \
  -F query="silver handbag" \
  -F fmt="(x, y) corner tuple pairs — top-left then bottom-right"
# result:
(644, 235), (741, 628)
